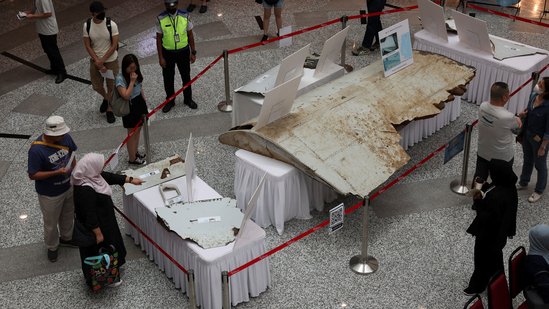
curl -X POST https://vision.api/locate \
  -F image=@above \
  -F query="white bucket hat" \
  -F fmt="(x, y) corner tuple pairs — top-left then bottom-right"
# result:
(44, 115), (70, 136)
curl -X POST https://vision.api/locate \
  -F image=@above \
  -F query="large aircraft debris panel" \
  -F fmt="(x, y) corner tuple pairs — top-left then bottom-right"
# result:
(219, 51), (475, 196)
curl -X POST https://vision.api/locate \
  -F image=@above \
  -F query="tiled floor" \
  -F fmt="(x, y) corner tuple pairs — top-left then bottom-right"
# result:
(1, 0), (548, 308)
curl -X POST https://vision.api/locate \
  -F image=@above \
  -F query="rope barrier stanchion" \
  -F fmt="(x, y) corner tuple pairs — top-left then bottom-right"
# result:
(467, 3), (549, 28)
(142, 114), (151, 162)
(218, 50), (233, 112)
(349, 196), (379, 275)
(187, 269), (198, 309)
(450, 123), (474, 195)
(340, 15), (353, 73)
(221, 271), (230, 309)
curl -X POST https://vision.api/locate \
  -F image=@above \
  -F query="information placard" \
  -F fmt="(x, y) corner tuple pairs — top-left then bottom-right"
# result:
(379, 19), (414, 77)
(329, 203), (344, 234)
(444, 130), (465, 164)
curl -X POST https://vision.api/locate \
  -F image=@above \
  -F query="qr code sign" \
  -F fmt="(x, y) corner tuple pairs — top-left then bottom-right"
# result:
(329, 203), (344, 234)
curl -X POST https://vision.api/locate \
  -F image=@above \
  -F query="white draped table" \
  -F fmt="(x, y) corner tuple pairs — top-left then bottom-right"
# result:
(123, 176), (270, 309)
(234, 149), (337, 235)
(413, 29), (549, 114)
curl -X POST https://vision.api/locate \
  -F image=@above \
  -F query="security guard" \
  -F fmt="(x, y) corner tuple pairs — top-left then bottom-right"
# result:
(156, 0), (197, 113)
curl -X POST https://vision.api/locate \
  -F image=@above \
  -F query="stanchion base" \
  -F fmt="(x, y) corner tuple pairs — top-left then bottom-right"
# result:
(349, 255), (378, 275)
(450, 179), (470, 195)
(342, 64), (354, 72)
(217, 100), (233, 113)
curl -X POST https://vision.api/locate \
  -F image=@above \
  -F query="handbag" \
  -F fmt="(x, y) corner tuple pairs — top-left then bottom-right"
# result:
(84, 245), (121, 292)
(110, 89), (130, 117)
(72, 216), (96, 247)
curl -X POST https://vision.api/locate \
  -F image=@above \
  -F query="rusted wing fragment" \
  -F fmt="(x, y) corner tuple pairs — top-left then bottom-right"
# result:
(220, 51), (475, 196)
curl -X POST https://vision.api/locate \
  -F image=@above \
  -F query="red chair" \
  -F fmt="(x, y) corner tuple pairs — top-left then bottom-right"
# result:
(508, 246), (528, 309)
(487, 271), (512, 309)
(464, 294), (485, 309)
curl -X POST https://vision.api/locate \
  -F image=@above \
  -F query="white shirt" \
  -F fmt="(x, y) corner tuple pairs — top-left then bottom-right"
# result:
(83, 19), (119, 63)
(477, 101), (520, 161)
(33, 0), (58, 35)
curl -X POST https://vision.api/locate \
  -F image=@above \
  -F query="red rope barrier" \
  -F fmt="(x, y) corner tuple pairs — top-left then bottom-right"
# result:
(112, 205), (189, 275)
(467, 3), (549, 28)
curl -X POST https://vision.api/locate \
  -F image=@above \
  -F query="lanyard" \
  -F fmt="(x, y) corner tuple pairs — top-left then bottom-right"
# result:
(169, 14), (179, 48)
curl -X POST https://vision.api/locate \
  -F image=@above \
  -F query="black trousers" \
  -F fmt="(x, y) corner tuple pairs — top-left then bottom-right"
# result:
(162, 47), (192, 104)
(474, 156), (514, 183)
(361, 0), (386, 48)
(468, 234), (506, 291)
(38, 33), (66, 74)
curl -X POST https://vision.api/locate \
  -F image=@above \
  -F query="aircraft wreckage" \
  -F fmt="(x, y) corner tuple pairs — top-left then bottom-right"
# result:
(219, 51), (475, 196)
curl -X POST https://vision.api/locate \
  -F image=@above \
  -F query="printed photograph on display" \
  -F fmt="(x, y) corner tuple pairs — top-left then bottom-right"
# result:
(379, 19), (414, 77)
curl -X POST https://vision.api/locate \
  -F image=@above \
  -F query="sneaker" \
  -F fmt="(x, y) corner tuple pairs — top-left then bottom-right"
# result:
(136, 152), (146, 159)
(352, 46), (372, 56)
(55, 73), (67, 84)
(47, 249), (58, 262)
(59, 238), (78, 248)
(184, 99), (198, 109)
(107, 279), (123, 288)
(463, 286), (483, 296)
(187, 3), (196, 12)
(199, 5), (207, 13)
(100, 99), (108, 113)
(528, 192), (542, 203)
(162, 101), (175, 113)
(106, 111), (116, 123)
(261, 34), (268, 42)
(128, 157), (146, 165)
(517, 183), (527, 190)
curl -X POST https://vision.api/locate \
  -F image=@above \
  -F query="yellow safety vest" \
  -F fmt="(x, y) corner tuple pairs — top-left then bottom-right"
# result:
(158, 12), (189, 51)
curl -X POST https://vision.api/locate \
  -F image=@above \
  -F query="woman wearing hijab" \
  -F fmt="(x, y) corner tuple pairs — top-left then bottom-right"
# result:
(524, 224), (549, 303)
(71, 153), (142, 287)
(464, 159), (518, 295)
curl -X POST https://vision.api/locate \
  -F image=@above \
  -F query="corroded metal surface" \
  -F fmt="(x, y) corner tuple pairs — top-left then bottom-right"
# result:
(219, 51), (475, 196)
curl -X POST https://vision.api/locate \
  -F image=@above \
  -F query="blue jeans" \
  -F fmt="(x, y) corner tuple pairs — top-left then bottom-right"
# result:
(520, 131), (548, 194)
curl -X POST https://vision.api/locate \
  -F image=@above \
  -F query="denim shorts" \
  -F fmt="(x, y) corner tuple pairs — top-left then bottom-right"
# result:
(263, 0), (284, 8)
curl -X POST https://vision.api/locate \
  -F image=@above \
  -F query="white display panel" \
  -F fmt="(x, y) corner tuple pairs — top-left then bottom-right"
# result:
(451, 9), (492, 54)
(418, 0), (448, 42)
(275, 44), (310, 87)
(254, 74), (302, 130)
(314, 26), (349, 78)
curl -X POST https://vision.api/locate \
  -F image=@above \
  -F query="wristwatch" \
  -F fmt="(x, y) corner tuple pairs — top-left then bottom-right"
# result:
(191, 50), (197, 56)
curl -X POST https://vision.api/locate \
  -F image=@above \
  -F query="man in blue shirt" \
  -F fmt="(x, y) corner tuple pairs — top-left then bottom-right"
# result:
(28, 116), (78, 262)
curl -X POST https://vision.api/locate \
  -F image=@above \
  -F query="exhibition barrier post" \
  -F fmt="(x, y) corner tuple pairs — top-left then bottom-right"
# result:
(187, 269), (198, 309)
(340, 15), (353, 72)
(349, 196), (379, 275)
(218, 50), (233, 112)
(142, 114), (151, 162)
(450, 123), (473, 195)
(222, 271), (230, 309)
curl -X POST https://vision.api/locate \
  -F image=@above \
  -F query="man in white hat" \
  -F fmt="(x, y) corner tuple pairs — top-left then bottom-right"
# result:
(28, 115), (78, 262)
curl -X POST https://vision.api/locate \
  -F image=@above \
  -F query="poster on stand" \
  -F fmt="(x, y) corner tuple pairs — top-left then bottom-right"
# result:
(379, 19), (413, 77)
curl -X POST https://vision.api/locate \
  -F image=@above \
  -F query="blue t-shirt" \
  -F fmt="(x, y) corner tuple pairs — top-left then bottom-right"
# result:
(115, 73), (142, 100)
(28, 134), (78, 196)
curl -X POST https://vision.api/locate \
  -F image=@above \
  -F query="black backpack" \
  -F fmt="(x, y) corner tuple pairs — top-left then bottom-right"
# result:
(86, 17), (119, 50)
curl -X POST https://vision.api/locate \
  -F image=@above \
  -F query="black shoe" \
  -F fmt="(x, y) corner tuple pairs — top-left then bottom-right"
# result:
(106, 111), (116, 123)
(261, 34), (268, 42)
(199, 5), (207, 13)
(136, 152), (146, 159)
(59, 238), (78, 248)
(128, 157), (146, 165)
(100, 99), (108, 113)
(184, 99), (197, 109)
(47, 249), (58, 262)
(45, 69), (56, 75)
(162, 101), (175, 113)
(463, 286), (483, 296)
(187, 3), (196, 12)
(55, 73), (66, 84)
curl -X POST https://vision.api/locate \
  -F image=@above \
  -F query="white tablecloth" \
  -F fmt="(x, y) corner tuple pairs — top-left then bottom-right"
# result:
(413, 30), (549, 114)
(234, 149), (337, 235)
(399, 96), (461, 150)
(123, 176), (270, 309)
(232, 65), (345, 127)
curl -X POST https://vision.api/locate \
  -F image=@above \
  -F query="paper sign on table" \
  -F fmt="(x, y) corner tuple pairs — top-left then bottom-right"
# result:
(185, 133), (196, 202)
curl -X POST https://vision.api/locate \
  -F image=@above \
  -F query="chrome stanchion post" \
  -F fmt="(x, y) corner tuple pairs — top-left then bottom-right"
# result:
(340, 15), (353, 73)
(349, 196), (379, 275)
(142, 114), (151, 162)
(450, 123), (473, 195)
(217, 50), (233, 112)
(222, 271), (230, 309)
(187, 269), (197, 309)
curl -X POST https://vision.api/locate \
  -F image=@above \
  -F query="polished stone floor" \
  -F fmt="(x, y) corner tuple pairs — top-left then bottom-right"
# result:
(0, 0), (548, 308)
